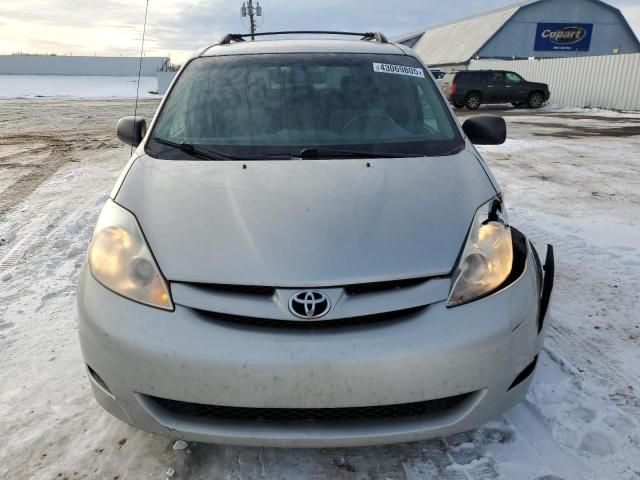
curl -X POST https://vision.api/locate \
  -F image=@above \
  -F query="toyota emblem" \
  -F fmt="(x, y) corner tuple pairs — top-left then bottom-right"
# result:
(288, 291), (331, 319)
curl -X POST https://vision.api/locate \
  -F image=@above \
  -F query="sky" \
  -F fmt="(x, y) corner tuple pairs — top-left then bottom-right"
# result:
(0, 0), (639, 64)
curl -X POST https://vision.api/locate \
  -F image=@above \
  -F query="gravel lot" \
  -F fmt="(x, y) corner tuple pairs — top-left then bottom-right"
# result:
(1, 99), (639, 480)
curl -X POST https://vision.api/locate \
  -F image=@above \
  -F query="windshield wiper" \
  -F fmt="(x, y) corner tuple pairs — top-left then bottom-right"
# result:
(151, 139), (440, 161)
(297, 147), (423, 159)
(152, 137), (292, 160)
(152, 137), (240, 160)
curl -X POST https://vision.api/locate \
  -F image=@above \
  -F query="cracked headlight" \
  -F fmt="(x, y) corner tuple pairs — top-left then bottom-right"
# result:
(88, 199), (173, 310)
(448, 198), (513, 307)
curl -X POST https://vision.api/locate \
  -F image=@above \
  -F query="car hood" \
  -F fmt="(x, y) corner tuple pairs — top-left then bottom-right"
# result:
(531, 82), (549, 90)
(115, 151), (497, 286)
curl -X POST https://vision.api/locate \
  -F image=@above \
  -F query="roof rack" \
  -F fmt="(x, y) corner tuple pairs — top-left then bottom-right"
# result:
(218, 31), (389, 45)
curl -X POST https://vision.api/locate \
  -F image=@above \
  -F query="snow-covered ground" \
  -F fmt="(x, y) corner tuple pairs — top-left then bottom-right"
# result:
(0, 100), (639, 480)
(0, 75), (160, 99)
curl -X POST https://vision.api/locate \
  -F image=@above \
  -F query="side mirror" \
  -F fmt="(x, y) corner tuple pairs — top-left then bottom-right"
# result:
(462, 115), (506, 145)
(117, 116), (147, 147)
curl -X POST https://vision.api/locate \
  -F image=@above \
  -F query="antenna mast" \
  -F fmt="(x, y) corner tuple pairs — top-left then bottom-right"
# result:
(241, 0), (263, 40)
(132, 0), (149, 156)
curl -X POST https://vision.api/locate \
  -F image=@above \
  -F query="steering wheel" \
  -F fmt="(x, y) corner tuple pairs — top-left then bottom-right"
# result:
(342, 112), (399, 133)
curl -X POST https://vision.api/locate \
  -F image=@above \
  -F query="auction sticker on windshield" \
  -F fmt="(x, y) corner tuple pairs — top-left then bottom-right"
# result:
(373, 63), (425, 77)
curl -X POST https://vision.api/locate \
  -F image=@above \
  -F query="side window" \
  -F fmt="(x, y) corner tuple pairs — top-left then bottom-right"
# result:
(415, 82), (455, 139)
(416, 83), (435, 122)
(506, 72), (522, 84)
(463, 72), (482, 84)
(154, 66), (220, 141)
(487, 72), (504, 84)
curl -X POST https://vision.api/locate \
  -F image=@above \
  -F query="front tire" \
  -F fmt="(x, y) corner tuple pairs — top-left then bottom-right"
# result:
(511, 101), (524, 107)
(453, 102), (465, 109)
(465, 93), (481, 110)
(527, 92), (544, 109)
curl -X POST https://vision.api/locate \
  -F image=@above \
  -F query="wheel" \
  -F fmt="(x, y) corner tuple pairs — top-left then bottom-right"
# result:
(453, 102), (465, 109)
(511, 101), (524, 107)
(527, 92), (544, 109)
(465, 93), (481, 110)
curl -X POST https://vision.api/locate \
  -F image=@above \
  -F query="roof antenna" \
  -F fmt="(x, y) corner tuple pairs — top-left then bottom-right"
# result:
(131, 0), (150, 156)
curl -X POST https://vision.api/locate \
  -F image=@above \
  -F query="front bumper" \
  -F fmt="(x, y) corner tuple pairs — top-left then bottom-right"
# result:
(77, 240), (553, 447)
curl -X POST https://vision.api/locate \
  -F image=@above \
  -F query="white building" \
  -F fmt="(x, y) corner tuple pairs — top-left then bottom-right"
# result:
(0, 55), (169, 76)
(394, 0), (640, 70)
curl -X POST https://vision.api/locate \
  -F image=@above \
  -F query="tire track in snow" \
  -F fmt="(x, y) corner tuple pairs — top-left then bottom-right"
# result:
(509, 205), (640, 391)
(0, 142), (73, 216)
(506, 398), (586, 479)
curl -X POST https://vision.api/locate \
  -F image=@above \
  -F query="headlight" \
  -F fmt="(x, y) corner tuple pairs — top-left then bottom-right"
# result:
(88, 199), (173, 310)
(447, 198), (513, 307)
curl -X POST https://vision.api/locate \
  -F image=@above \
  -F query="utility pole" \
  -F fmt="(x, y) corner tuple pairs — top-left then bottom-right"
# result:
(241, 0), (262, 40)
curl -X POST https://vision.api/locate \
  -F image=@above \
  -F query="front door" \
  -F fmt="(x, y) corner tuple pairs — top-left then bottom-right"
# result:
(504, 72), (529, 102)
(485, 72), (506, 103)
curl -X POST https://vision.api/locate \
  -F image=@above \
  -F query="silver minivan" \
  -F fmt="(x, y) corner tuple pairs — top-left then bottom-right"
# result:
(77, 31), (554, 447)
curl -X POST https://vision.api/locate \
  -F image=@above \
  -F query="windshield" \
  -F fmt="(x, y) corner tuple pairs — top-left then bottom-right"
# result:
(147, 53), (463, 159)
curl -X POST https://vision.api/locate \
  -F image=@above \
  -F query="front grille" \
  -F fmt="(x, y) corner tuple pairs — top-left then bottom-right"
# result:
(148, 393), (471, 423)
(182, 282), (275, 297)
(193, 305), (427, 329)
(344, 277), (429, 295)
(180, 276), (431, 298)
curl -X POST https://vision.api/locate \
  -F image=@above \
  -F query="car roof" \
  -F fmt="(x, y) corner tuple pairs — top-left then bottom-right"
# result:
(458, 70), (510, 74)
(197, 39), (411, 58)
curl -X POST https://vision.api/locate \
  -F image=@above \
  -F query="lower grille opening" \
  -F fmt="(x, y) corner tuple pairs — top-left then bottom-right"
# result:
(193, 305), (427, 330)
(508, 356), (538, 391)
(147, 393), (472, 424)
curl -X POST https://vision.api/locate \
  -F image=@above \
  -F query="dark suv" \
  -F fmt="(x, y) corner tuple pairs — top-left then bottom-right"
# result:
(443, 70), (550, 110)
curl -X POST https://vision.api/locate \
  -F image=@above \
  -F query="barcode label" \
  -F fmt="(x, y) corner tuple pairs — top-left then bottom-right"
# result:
(373, 63), (425, 77)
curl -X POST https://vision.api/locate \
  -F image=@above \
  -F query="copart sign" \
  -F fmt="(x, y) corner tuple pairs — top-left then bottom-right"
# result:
(534, 23), (593, 51)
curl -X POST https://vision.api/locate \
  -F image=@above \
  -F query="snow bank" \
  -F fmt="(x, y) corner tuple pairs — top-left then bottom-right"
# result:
(0, 75), (160, 99)
(540, 102), (640, 117)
